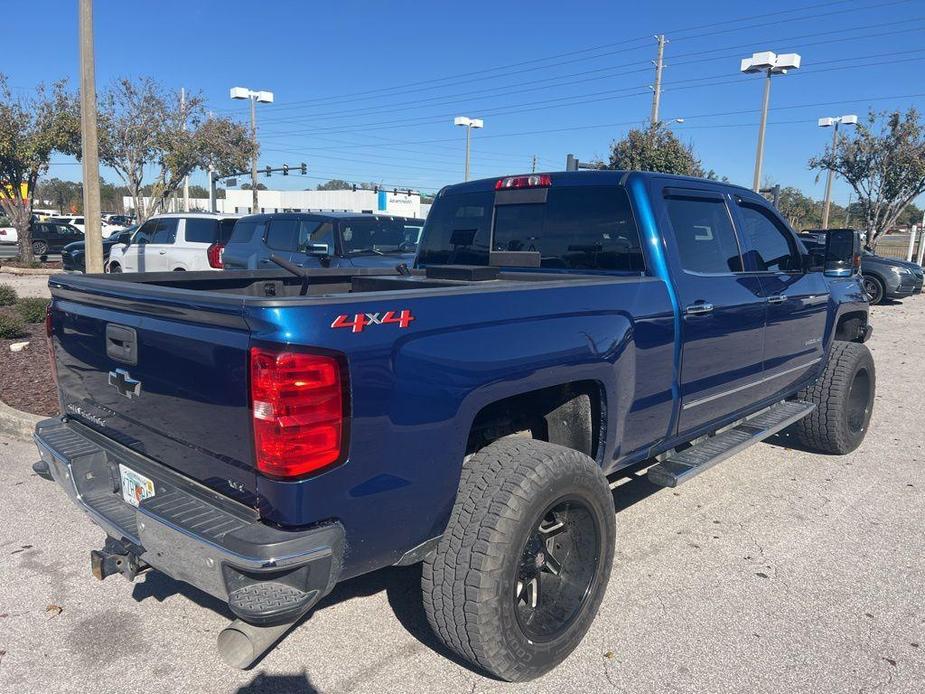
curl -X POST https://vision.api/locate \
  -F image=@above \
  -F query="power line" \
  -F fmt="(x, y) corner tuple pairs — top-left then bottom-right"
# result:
(216, 0), (905, 117)
(255, 19), (924, 136)
(255, 41), (925, 139)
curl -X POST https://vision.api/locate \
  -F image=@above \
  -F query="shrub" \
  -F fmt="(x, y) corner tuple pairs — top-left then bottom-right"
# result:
(15, 297), (51, 324)
(0, 312), (26, 339)
(0, 284), (18, 307)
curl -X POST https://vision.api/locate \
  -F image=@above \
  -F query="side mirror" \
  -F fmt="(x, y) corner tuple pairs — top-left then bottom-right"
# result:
(823, 229), (861, 277)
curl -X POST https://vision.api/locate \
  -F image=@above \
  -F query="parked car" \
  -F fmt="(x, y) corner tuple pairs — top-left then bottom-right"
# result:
(61, 227), (136, 272)
(106, 213), (239, 273)
(103, 214), (134, 227)
(49, 215), (126, 237)
(34, 171), (873, 680)
(801, 229), (923, 303)
(222, 212), (418, 271)
(28, 221), (84, 255)
(0, 226), (16, 245)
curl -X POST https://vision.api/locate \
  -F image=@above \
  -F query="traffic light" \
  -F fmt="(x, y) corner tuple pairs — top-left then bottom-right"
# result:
(352, 184), (357, 192)
(282, 164), (289, 176)
(300, 163), (307, 175)
(265, 165), (272, 177)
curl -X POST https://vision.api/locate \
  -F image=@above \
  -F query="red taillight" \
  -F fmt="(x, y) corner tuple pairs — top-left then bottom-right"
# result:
(249, 346), (347, 478)
(207, 242), (224, 269)
(495, 174), (552, 190)
(45, 304), (58, 387)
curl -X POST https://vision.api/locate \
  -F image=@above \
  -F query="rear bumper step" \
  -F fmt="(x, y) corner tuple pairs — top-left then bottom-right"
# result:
(648, 400), (815, 488)
(34, 417), (343, 626)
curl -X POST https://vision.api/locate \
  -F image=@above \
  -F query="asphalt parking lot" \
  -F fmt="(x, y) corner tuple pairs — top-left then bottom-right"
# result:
(0, 299), (923, 694)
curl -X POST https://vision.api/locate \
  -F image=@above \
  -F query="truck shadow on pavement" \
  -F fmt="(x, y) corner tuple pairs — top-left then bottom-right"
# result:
(128, 457), (666, 682)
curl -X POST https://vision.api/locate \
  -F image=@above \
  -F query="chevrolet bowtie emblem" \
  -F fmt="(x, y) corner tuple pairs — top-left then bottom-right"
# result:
(108, 369), (141, 399)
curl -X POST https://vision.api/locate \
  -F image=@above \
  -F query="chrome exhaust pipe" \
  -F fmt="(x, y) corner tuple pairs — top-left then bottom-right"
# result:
(217, 618), (299, 669)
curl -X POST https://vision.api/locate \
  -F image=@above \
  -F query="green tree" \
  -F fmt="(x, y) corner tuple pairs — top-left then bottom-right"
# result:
(897, 202), (922, 228)
(0, 75), (78, 261)
(608, 122), (711, 177)
(67, 78), (257, 223)
(240, 182), (267, 191)
(35, 177), (82, 213)
(809, 108), (925, 246)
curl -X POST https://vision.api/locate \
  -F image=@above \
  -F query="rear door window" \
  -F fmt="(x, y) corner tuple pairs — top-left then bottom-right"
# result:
(663, 195), (743, 274)
(183, 218), (219, 244)
(228, 219), (258, 244)
(265, 219), (301, 251)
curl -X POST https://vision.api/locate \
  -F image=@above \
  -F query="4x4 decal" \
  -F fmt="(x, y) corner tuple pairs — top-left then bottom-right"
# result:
(331, 309), (415, 334)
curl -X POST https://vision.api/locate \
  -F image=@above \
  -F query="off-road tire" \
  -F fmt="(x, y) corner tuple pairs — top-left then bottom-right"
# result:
(790, 341), (875, 454)
(422, 438), (615, 682)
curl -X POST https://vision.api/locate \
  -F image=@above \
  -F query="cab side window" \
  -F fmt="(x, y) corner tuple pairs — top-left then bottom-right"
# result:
(737, 204), (801, 273)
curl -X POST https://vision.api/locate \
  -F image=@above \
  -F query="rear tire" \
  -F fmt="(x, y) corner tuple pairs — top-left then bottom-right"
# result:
(790, 341), (875, 454)
(32, 240), (48, 256)
(422, 438), (615, 682)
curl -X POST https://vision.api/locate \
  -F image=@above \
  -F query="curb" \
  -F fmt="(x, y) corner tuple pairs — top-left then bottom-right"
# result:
(0, 267), (59, 276)
(0, 397), (43, 442)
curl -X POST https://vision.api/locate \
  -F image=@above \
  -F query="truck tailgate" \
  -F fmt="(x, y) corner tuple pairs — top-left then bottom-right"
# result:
(49, 281), (257, 504)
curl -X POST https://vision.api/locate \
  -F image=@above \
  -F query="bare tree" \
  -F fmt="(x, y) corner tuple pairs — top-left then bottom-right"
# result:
(809, 108), (925, 246)
(0, 75), (78, 262)
(89, 78), (256, 223)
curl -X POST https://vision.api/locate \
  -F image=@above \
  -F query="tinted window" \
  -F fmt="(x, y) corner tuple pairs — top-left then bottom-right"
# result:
(664, 195), (742, 274)
(340, 218), (407, 255)
(417, 192), (492, 266)
(219, 219), (237, 243)
(134, 219), (158, 243)
(737, 204), (800, 272)
(492, 186), (643, 271)
(229, 219), (258, 244)
(184, 218), (219, 244)
(151, 218), (178, 244)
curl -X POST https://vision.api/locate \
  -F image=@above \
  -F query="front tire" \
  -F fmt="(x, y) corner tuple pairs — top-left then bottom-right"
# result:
(108, 262), (122, 273)
(790, 341), (875, 454)
(32, 240), (48, 256)
(422, 438), (615, 682)
(862, 274), (885, 305)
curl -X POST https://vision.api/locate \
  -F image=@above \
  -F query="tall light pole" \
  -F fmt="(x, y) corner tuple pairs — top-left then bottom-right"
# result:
(78, 0), (103, 273)
(454, 116), (484, 181)
(818, 114), (857, 229)
(741, 51), (801, 192)
(230, 87), (274, 212)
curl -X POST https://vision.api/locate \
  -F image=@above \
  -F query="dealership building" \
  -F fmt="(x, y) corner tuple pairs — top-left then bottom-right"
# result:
(123, 188), (427, 218)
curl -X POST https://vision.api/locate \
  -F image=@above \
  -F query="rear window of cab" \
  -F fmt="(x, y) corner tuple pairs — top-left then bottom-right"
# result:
(417, 185), (644, 272)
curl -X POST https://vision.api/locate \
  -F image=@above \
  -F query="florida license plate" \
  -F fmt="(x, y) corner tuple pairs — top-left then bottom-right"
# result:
(119, 464), (155, 508)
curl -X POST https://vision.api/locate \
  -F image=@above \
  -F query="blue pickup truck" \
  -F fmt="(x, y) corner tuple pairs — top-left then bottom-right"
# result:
(33, 171), (873, 681)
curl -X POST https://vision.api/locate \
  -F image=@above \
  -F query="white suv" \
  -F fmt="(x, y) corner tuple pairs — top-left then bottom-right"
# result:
(107, 213), (239, 273)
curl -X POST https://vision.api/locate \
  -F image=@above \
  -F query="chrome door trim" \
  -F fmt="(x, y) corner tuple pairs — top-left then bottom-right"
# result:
(681, 358), (821, 410)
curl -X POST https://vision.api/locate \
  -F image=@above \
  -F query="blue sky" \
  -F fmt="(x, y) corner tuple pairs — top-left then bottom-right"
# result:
(6, 0), (924, 207)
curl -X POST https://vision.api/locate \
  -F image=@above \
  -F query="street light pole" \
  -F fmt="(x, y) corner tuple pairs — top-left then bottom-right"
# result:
(741, 51), (801, 193)
(753, 69), (772, 192)
(78, 0), (104, 273)
(249, 95), (258, 212)
(230, 87), (273, 213)
(454, 116), (484, 182)
(818, 114), (857, 229)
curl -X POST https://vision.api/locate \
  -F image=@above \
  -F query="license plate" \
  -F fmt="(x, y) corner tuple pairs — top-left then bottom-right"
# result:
(119, 464), (155, 508)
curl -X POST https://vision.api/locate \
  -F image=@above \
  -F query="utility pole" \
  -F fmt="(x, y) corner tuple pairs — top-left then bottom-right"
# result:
(650, 34), (666, 126)
(531, 155), (537, 173)
(78, 0), (104, 273)
(181, 87), (189, 212)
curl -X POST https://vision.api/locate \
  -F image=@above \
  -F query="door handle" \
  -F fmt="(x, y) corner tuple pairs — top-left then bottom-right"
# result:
(767, 294), (787, 304)
(158, 250), (167, 255)
(685, 302), (714, 316)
